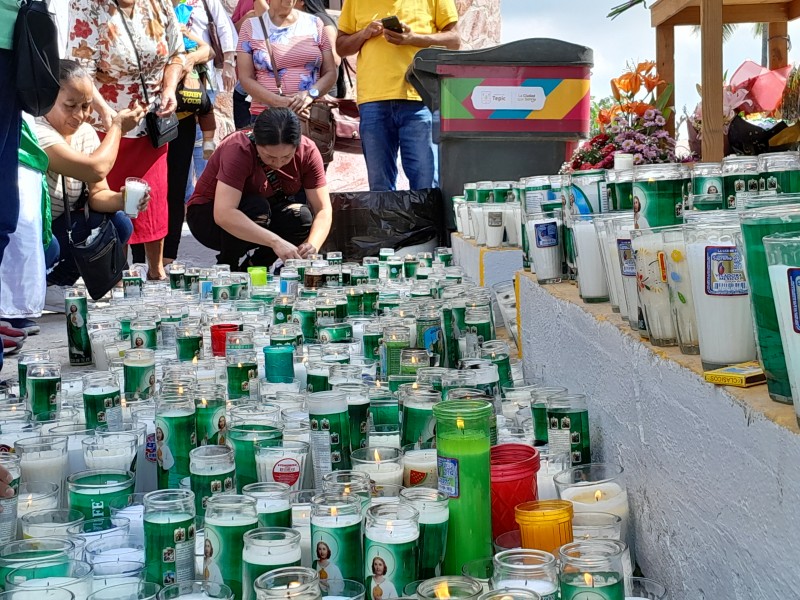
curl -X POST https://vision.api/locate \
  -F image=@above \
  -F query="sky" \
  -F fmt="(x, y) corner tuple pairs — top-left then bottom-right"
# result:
(499, 0), (800, 140)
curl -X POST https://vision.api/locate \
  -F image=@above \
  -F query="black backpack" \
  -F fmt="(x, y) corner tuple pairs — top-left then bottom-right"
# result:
(13, 0), (60, 116)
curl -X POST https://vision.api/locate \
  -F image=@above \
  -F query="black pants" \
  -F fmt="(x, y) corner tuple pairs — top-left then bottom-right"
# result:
(186, 193), (312, 269)
(233, 90), (252, 130)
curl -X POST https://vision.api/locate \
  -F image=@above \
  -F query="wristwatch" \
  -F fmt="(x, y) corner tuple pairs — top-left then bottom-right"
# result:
(224, 59), (236, 67)
(308, 88), (320, 100)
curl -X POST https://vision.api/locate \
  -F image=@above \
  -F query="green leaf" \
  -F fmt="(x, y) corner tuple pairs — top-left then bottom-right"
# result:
(678, 292), (687, 304)
(607, 0), (647, 19)
(655, 83), (674, 112)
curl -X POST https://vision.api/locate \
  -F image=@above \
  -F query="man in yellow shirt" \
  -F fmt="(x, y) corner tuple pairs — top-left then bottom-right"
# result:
(337, 0), (460, 192)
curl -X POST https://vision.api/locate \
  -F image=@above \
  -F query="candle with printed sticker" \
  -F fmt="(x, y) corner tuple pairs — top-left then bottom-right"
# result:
(363, 503), (419, 600)
(189, 445), (236, 519)
(399, 487), (448, 579)
(255, 441), (309, 493)
(155, 396), (197, 490)
(67, 469), (135, 520)
(143, 490), (196, 586)
(203, 495), (259, 600)
(311, 494), (363, 587)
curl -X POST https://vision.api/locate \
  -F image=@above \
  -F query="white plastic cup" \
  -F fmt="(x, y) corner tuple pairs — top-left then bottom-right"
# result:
(124, 178), (148, 218)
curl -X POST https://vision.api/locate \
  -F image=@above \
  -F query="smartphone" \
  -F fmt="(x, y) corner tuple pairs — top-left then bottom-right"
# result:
(381, 15), (404, 33)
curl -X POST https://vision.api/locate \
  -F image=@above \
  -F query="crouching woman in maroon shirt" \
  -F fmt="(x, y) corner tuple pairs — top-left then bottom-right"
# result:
(187, 108), (332, 268)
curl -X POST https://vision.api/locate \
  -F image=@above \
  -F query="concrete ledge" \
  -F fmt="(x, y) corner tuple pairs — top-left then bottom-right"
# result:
(518, 271), (800, 599)
(451, 233), (524, 288)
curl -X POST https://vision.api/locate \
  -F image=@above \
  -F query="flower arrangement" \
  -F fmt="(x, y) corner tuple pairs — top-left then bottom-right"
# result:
(567, 62), (679, 171)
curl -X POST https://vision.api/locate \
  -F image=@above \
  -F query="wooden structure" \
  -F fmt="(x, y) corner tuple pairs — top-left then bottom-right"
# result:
(651, 0), (793, 160)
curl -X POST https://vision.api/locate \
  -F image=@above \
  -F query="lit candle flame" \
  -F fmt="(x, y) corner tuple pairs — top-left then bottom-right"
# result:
(456, 417), (465, 430)
(331, 506), (338, 517)
(584, 573), (594, 587)
(192, 356), (198, 366)
(343, 486), (350, 495)
(434, 582), (450, 599)
(178, 386), (184, 395)
(288, 582), (301, 589)
(594, 490), (603, 502)
(411, 356), (418, 365)
(374, 449), (382, 463)
(201, 399), (207, 408)
(386, 520), (394, 535)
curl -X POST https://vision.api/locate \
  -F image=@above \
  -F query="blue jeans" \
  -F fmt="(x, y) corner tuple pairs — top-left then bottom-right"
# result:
(358, 100), (438, 192)
(48, 209), (134, 286)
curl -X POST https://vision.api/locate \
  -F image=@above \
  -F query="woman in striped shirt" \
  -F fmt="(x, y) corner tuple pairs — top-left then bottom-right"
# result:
(236, 0), (337, 123)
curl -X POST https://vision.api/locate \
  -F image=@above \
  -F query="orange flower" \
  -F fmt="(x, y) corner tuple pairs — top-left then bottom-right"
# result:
(628, 101), (654, 117)
(610, 78), (621, 101)
(613, 72), (642, 96)
(636, 61), (657, 75)
(642, 73), (664, 93)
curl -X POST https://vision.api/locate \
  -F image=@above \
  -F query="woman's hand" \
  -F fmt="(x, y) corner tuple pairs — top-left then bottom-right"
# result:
(158, 89), (178, 117)
(112, 106), (146, 135)
(98, 104), (118, 131)
(119, 184), (151, 213)
(297, 242), (317, 258)
(288, 91), (313, 116)
(0, 465), (15, 501)
(272, 238), (303, 261)
(222, 63), (236, 92)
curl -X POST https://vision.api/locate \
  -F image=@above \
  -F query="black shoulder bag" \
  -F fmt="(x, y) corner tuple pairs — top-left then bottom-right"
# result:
(13, 0), (60, 116)
(60, 178), (126, 300)
(114, 0), (179, 148)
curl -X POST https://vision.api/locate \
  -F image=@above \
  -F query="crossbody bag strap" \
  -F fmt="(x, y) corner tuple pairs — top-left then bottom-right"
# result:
(257, 15), (283, 95)
(60, 176), (74, 240)
(199, 0), (215, 28)
(112, 0), (152, 107)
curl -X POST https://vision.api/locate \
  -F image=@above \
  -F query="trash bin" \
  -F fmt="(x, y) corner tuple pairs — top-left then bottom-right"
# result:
(409, 38), (593, 228)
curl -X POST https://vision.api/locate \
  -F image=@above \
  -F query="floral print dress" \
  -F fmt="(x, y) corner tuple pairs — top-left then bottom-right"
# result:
(67, 0), (185, 138)
(237, 10), (331, 116)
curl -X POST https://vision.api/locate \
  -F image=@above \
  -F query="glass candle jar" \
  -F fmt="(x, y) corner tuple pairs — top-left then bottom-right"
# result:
(4, 557), (92, 598)
(307, 391), (351, 485)
(253, 567), (320, 600)
(155, 396), (197, 489)
(26, 362), (61, 418)
(242, 482), (292, 528)
(130, 320), (158, 351)
(739, 203), (800, 403)
(351, 447), (403, 487)
(432, 400), (493, 575)
(557, 540), (627, 600)
(263, 346), (296, 384)
(88, 581), (161, 600)
(662, 228), (700, 355)
(123, 349), (156, 401)
(82, 433), (137, 472)
(381, 326), (410, 378)
(573, 215), (610, 303)
(194, 388), (227, 447)
(65, 288), (93, 366)
(399, 487), (448, 579)
(546, 394), (590, 466)
(227, 424), (284, 492)
(242, 528), (303, 600)
(721, 155), (759, 209)
(363, 503), (419, 600)
(82, 373), (122, 431)
(310, 494), (363, 586)
(15, 435), (68, 502)
(514, 500), (573, 554)
(189, 445), (236, 519)
(67, 469), (135, 520)
(226, 351), (258, 401)
(0, 453), (19, 544)
(416, 577), (483, 600)
(631, 226), (678, 346)
(204, 495), (259, 600)
(400, 389), (439, 448)
(685, 219), (757, 370)
(490, 549), (557, 599)
(632, 162), (687, 228)
(18, 506), (81, 537)
(255, 441), (310, 493)
(143, 490), (196, 586)
(158, 581), (233, 599)
(553, 463), (630, 553)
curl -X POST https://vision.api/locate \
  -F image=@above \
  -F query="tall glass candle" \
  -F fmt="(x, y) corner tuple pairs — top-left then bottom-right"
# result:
(204, 495), (259, 600)
(83, 373), (123, 431)
(432, 400), (493, 575)
(226, 352), (258, 401)
(143, 490), (196, 586)
(573, 215), (609, 303)
(381, 327), (410, 378)
(307, 392), (351, 486)
(124, 349), (156, 401)
(195, 386), (227, 446)
(66, 288), (93, 366)
(363, 503), (419, 600)
(546, 394), (590, 466)
(15, 435), (68, 504)
(242, 528), (302, 600)
(189, 446), (236, 519)
(290, 490), (316, 569)
(310, 494), (363, 587)
(686, 219), (756, 370)
(255, 441), (309, 492)
(631, 226), (677, 346)
(558, 540), (627, 600)
(399, 487), (448, 579)
(242, 482), (291, 528)
(26, 362), (61, 418)
(17, 350), (52, 403)
(227, 425), (283, 493)
(156, 396), (197, 489)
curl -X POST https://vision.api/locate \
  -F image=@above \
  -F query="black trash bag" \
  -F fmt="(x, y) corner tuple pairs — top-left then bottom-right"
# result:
(322, 188), (444, 261)
(728, 115), (790, 155)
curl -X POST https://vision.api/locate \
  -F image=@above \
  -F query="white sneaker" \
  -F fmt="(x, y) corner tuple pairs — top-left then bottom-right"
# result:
(44, 285), (67, 313)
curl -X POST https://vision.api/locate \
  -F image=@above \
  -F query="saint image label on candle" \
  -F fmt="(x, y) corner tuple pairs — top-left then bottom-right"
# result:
(124, 358), (156, 400)
(203, 513), (259, 599)
(130, 326), (158, 350)
(346, 396), (370, 453)
(547, 407), (590, 467)
(176, 335), (204, 362)
(83, 386), (122, 430)
(144, 512), (196, 586)
(308, 400), (352, 483)
(226, 362), (258, 400)
(195, 399), (227, 446)
(66, 293), (92, 366)
(155, 410), (197, 489)
(401, 403), (436, 447)
(27, 375), (60, 417)
(311, 514), (363, 585)
(363, 532), (419, 600)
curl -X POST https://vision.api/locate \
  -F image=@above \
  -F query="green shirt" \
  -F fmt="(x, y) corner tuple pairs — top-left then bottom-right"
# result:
(0, 0), (19, 50)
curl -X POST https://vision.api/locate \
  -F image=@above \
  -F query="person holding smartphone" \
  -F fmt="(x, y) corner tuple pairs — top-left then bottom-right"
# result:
(336, 0), (460, 192)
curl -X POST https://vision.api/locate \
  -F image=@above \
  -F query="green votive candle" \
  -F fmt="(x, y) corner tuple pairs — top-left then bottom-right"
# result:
(264, 346), (296, 383)
(67, 469), (134, 520)
(227, 425), (283, 492)
(400, 349), (428, 376)
(433, 400), (493, 575)
(227, 351), (258, 400)
(558, 539), (627, 600)
(382, 326), (411, 377)
(155, 396), (197, 490)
